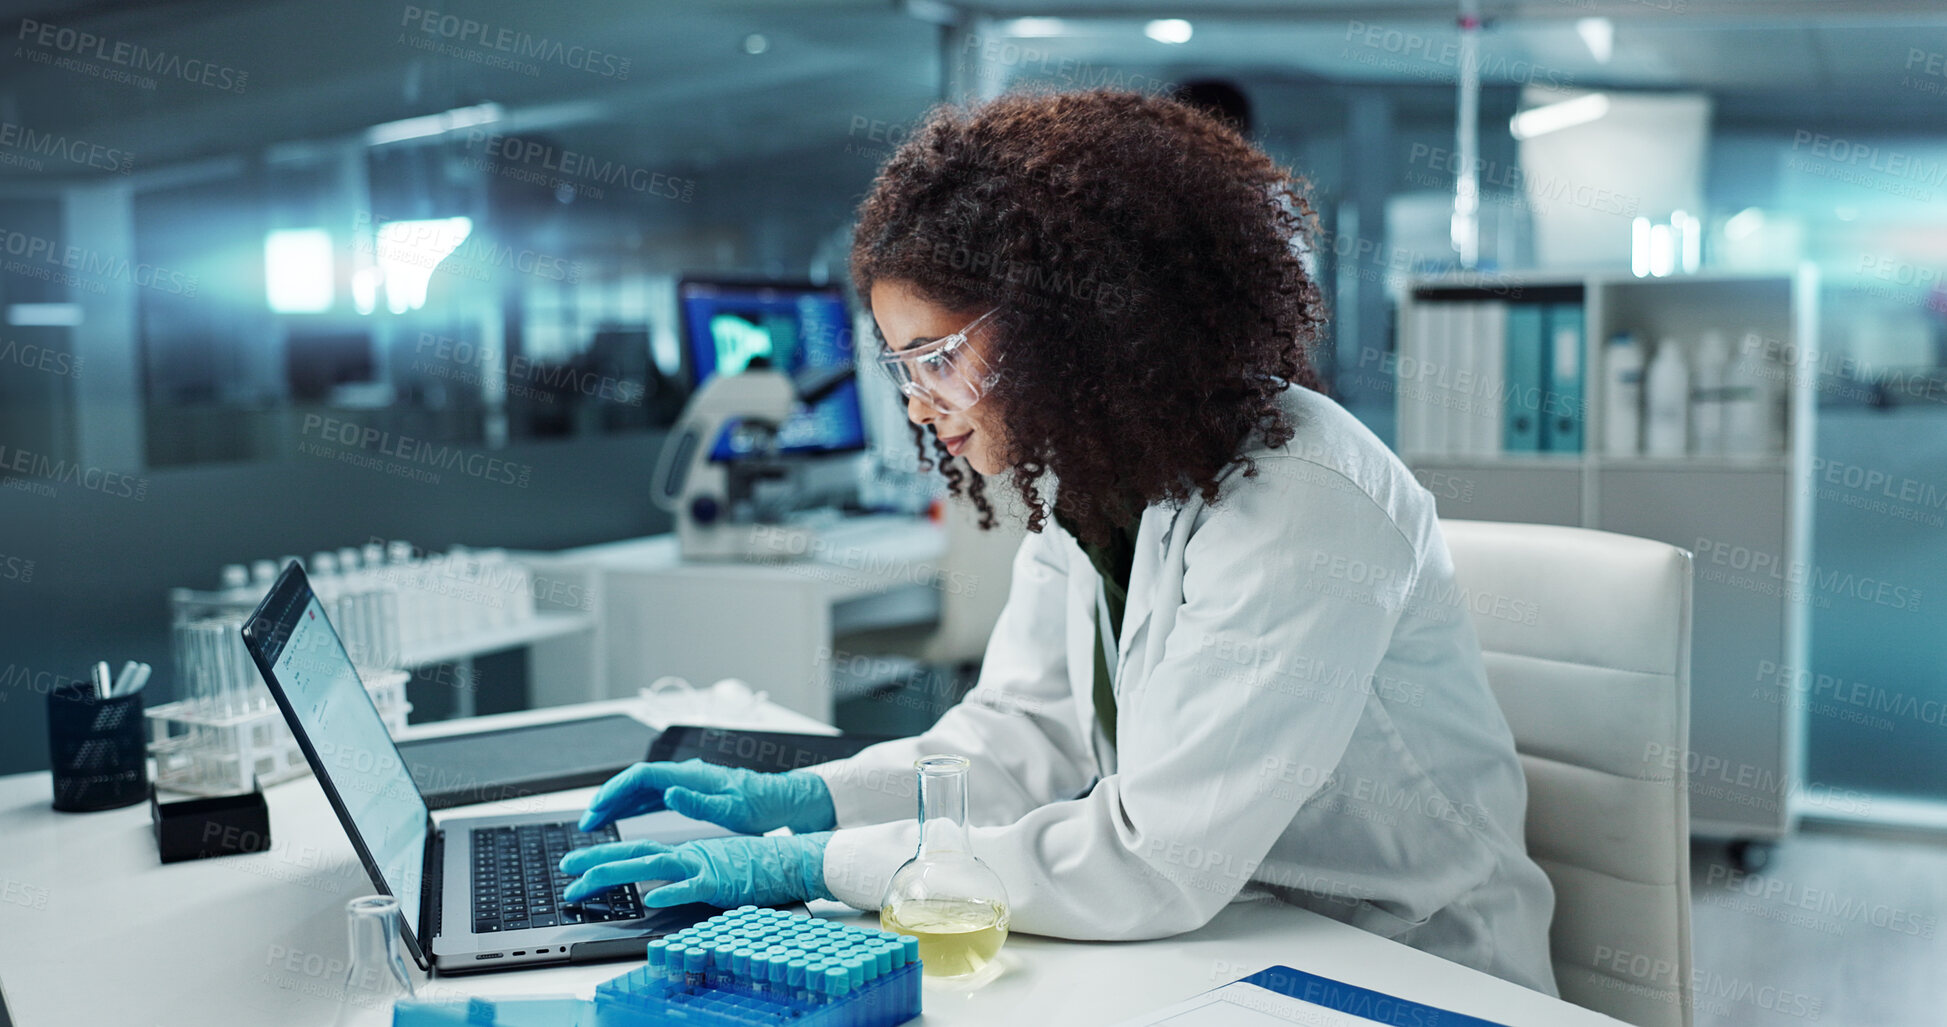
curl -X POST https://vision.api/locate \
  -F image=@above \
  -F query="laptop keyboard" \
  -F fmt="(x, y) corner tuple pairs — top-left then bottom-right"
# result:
(470, 822), (643, 934)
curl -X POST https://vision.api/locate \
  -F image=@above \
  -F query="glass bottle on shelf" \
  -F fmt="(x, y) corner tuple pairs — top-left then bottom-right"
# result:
(330, 894), (416, 1027)
(878, 754), (1011, 978)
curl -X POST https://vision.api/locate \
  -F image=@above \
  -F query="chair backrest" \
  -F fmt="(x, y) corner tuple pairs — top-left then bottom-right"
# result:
(1440, 519), (1694, 1027)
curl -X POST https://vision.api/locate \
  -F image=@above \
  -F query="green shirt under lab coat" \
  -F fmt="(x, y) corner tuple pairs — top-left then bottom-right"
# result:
(1054, 506), (1140, 745)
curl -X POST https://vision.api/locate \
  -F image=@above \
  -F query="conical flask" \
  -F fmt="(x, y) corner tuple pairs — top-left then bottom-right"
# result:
(330, 894), (416, 1027)
(878, 754), (1011, 978)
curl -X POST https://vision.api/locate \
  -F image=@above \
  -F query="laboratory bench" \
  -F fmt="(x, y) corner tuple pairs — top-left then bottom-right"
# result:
(0, 692), (1626, 1027)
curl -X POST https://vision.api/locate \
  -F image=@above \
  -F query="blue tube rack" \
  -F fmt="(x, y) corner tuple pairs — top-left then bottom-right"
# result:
(392, 908), (922, 1027)
(596, 907), (921, 1027)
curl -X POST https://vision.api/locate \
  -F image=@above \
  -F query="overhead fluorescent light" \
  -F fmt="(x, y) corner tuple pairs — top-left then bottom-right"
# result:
(1145, 19), (1192, 45)
(6, 303), (83, 327)
(265, 228), (335, 313)
(1575, 18), (1613, 64)
(374, 217), (473, 314)
(1509, 92), (1610, 140)
(1004, 18), (1068, 37)
(365, 102), (504, 147)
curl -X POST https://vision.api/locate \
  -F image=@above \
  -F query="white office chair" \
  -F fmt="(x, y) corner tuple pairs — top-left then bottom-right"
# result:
(1441, 519), (1695, 1027)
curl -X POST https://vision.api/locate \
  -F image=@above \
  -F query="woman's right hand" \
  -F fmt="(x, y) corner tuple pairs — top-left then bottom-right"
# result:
(578, 758), (837, 836)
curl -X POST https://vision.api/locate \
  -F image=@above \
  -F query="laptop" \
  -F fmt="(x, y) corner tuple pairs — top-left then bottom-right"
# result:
(241, 562), (736, 974)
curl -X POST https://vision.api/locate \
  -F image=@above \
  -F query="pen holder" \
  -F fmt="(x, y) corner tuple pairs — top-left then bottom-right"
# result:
(48, 681), (150, 812)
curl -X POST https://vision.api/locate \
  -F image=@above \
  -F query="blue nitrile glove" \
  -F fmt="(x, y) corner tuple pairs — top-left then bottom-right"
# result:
(577, 759), (837, 836)
(559, 833), (836, 907)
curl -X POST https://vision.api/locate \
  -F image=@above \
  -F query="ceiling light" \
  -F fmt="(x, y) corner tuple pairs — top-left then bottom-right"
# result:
(365, 102), (503, 147)
(1509, 93), (1610, 140)
(1005, 18), (1067, 37)
(372, 218), (472, 314)
(1145, 19), (1192, 45)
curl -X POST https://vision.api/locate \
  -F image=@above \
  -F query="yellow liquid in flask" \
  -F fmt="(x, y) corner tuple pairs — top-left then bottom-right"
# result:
(880, 897), (1010, 978)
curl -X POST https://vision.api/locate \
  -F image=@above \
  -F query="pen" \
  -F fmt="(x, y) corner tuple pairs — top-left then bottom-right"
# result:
(125, 662), (152, 694)
(112, 661), (139, 697)
(92, 661), (113, 699)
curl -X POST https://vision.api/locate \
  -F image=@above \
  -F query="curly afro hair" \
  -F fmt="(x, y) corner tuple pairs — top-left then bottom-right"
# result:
(850, 88), (1328, 546)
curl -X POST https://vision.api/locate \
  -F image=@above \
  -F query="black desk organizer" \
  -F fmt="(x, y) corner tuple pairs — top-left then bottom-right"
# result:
(47, 680), (148, 812)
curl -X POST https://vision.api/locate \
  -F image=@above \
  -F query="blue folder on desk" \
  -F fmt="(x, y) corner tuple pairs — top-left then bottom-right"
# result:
(1235, 965), (1513, 1027)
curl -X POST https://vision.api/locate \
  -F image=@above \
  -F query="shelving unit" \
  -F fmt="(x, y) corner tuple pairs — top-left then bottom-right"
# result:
(1395, 267), (1819, 854)
(396, 609), (598, 672)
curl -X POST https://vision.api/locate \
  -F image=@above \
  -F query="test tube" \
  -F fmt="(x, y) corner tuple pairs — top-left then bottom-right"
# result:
(683, 947), (707, 991)
(170, 620), (201, 780)
(767, 952), (788, 997)
(663, 943), (688, 987)
(196, 620), (222, 715)
(376, 584), (400, 668)
(800, 961), (823, 1004)
(786, 958), (807, 1003)
(202, 619), (224, 717)
(220, 618), (247, 716)
(749, 951), (771, 994)
(229, 618), (263, 712)
(733, 947), (755, 987)
(823, 965), (848, 1004)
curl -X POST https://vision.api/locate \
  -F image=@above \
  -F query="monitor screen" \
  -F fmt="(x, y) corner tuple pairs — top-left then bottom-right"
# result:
(249, 575), (428, 948)
(677, 279), (865, 459)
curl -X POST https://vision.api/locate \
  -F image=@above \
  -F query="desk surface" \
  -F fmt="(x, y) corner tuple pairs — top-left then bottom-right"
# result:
(0, 696), (1622, 1027)
(540, 513), (949, 603)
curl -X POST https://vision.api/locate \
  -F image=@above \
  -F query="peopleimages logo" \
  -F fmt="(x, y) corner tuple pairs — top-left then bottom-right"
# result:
(0, 122), (132, 174)
(398, 7), (631, 80)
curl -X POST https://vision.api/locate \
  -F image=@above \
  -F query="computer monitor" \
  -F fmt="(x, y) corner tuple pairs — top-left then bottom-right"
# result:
(676, 278), (866, 460)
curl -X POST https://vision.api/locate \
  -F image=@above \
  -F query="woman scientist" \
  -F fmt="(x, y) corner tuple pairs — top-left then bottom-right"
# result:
(560, 89), (1558, 996)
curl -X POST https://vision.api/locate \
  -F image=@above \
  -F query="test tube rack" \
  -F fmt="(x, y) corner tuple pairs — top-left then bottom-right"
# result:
(390, 909), (923, 1027)
(147, 583), (413, 796)
(146, 667), (409, 796)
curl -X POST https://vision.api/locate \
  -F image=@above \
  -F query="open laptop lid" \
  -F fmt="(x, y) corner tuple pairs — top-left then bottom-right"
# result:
(241, 562), (435, 969)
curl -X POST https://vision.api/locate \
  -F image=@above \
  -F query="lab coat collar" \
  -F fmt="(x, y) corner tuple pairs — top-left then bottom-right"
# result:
(1116, 502), (1176, 664)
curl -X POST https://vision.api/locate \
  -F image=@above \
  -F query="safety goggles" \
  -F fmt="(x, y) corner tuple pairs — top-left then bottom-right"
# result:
(874, 307), (1002, 414)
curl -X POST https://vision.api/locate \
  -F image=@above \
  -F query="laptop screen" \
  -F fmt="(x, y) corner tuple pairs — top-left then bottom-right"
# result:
(245, 567), (429, 949)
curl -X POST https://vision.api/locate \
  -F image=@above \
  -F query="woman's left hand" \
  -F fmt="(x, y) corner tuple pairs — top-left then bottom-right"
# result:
(559, 832), (835, 908)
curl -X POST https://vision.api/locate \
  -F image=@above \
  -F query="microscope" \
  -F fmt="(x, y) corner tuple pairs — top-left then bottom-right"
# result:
(650, 361), (854, 562)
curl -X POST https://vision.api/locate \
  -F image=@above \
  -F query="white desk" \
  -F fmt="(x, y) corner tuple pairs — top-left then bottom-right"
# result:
(535, 514), (949, 721)
(0, 695), (1624, 1027)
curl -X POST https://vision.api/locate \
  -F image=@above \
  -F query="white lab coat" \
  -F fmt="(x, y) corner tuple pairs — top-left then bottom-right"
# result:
(808, 384), (1559, 997)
